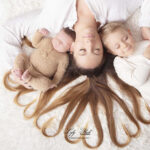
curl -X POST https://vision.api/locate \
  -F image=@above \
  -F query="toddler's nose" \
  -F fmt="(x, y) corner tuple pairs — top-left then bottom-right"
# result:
(122, 42), (128, 48)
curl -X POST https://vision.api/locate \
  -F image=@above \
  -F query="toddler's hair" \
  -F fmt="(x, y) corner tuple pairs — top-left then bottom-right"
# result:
(100, 22), (127, 46)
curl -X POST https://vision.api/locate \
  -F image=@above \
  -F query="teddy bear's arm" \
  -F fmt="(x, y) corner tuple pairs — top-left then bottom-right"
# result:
(28, 75), (53, 92)
(52, 55), (69, 85)
(13, 53), (29, 72)
(32, 30), (45, 48)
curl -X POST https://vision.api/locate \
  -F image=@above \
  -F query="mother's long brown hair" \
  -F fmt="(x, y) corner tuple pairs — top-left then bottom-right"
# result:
(34, 52), (150, 148)
(4, 51), (150, 149)
(3, 29), (150, 148)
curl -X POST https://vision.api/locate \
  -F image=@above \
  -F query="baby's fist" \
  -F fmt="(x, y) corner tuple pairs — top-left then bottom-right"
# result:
(143, 45), (150, 59)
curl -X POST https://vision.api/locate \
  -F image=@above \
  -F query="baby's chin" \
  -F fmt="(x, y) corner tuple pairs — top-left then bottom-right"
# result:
(125, 48), (135, 57)
(130, 49), (135, 55)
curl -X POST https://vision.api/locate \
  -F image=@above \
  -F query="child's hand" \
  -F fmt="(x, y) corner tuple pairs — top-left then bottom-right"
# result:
(141, 27), (150, 41)
(11, 68), (23, 80)
(11, 69), (32, 89)
(21, 70), (32, 82)
(143, 45), (150, 59)
(38, 28), (49, 36)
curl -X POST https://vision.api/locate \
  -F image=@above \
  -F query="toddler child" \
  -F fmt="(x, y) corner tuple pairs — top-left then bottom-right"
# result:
(101, 22), (150, 101)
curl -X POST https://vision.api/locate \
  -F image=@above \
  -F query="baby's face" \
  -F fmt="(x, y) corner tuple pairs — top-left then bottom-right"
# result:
(104, 28), (135, 57)
(52, 30), (73, 53)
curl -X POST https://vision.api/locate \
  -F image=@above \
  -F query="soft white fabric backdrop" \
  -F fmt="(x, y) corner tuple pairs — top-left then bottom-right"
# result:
(0, 1), (150, 150)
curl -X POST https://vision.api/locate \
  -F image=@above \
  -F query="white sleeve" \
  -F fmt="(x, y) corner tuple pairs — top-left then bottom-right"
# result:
(0, 10), (40, 69)
(113, 57), (150, 87)
(139, 0), (150, 27)
(38, 0), (76, 34)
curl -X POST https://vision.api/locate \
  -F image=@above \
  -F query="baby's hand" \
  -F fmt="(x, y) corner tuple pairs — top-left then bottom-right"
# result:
(143, 45), (150, 59)
(141, 27), (150, 41)
(11, 68), (23, 80)
(38, 28), (49, 36)
(21, 70), (32, 89)
(21, 69), (32, 82)
(11, 69), (32, 89)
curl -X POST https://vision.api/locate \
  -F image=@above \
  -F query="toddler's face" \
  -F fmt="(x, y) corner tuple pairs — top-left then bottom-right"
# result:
(104, 28), (135, 57)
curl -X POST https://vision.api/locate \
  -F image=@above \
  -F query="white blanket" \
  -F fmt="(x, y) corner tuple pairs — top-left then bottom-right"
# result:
(0, 1), (150, 150)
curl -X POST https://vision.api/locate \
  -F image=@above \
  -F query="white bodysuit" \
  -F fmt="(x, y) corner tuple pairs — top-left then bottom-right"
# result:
(0, 0), (148, 68)
(114, 40), (150, 101)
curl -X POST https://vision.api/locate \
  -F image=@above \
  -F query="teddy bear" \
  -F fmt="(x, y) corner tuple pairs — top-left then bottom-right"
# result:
(11, 28), (74, 92)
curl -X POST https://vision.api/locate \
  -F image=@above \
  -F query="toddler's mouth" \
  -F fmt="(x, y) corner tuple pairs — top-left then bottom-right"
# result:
(126, 45), (132, 51)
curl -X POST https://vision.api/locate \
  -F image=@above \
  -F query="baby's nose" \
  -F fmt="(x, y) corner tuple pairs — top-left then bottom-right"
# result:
(55, 39), (62, 45)
(52, 38), (62, 49)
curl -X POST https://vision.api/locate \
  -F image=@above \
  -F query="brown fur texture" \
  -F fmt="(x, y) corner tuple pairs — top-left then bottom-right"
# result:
(13, 30), (69, 92)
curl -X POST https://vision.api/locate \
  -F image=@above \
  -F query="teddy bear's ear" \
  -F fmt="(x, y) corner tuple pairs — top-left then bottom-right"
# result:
(22, 36), (34, 48)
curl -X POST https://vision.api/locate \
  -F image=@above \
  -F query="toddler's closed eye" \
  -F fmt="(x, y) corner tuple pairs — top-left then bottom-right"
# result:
(123, 36), (128, 41)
